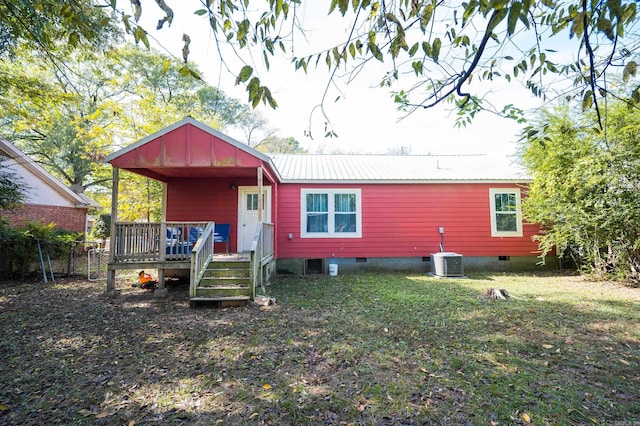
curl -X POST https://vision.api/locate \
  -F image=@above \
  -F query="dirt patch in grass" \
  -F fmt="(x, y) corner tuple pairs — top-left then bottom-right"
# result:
(0, 272), (639, 425)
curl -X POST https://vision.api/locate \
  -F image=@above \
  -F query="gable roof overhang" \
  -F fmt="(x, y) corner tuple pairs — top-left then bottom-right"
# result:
(105, 117), (282, 183)
(0, 136), (100, 209)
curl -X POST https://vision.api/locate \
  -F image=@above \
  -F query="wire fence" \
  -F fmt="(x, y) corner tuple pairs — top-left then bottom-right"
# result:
(0, 240), (107, 282)
(87, 248), (109, 281)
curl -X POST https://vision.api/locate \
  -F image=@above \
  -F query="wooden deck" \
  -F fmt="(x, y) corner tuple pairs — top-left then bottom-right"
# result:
(107, 252), (250, 271)
(106, 221), (274, 303)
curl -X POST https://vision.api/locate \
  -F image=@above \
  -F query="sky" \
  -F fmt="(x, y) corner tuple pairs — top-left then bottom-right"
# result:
(135, 1), (551, 157)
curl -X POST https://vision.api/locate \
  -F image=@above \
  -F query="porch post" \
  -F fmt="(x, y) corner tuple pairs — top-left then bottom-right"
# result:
(154, 181), (168, 297)
(257, 166), (263, 222)
(159, 182), (167, 262)
(106, 166), (119, 295)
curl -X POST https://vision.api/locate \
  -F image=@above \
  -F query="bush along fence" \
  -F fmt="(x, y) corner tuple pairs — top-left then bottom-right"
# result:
(0, 220), (92, 281)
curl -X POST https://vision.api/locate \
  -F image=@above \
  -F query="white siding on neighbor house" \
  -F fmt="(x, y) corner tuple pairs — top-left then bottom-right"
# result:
(5, 157), (77, 207)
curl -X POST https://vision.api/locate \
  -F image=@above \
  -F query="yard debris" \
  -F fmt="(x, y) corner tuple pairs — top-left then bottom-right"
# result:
(254, 295), (276, 306)
(486, 288), (511, 300)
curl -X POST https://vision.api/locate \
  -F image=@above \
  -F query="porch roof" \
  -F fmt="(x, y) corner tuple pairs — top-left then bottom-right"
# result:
(105, 117), (280, 183)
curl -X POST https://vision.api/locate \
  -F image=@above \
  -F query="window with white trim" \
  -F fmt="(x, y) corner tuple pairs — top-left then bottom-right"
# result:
(301, 189), (362, 238)
(489, 188), (523, 237)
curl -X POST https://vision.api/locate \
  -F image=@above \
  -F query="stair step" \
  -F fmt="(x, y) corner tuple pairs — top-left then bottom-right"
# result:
(208, 262), (250, 269)
(197, 285), (250, 290)
(203, 269), (250, 278)
(203, 277), (250, 282)
(195, 285), (252, 298)
(191, 296), (251, 301)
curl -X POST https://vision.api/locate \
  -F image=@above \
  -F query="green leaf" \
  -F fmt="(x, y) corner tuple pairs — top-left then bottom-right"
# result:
(349, 42), (356, 58)
(236, 65), (253, 84)
(368, 42), (383, 61)
(507, 2), (522, 35)
(194, 9), (208, 16)
(431, 38), (441, 63)
(570, 12), (585, 38)
(237, 19), (250, 45)
(333, 47), (341, 65)
(329, 0), (338, 14)
(338, 0), (349, 14)
(178, 66), (190, 77)
(597, 17), (614, 40)
(420, 4), (434, 32)
(263, 51), (270, 70)
(490, 0), (510, 9)
(412, 60), (423, 76)
(623, 61), (637, 82)
(489, 8), (508, 32)
(263, 87), (278, 109)
(422, 41), (431, 56)
(68, 31), (80, 48)
(408, 42), (419, 57)
(134, 27), (150, 49)
(582, 90), (593, 111)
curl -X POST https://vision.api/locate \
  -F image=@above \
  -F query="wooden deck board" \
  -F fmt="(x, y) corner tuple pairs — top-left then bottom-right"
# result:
(109, 252), (250, 270)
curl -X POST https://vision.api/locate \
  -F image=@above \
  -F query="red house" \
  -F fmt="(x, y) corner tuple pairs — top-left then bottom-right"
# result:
(105, 117), (553, 303)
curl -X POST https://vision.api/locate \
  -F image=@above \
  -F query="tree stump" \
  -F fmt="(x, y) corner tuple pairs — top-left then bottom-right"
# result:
(486, 288), (511, 300)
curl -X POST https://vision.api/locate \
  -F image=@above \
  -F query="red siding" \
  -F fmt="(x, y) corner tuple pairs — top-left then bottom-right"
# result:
(111, 124), (263, 169)
(1, 204), (87, 233)
(275, 183), (541, 259)
(166, 177), (272, 253)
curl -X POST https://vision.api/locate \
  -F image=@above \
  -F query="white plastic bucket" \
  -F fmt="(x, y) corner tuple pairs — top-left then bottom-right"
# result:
(329, 263), (338, 276)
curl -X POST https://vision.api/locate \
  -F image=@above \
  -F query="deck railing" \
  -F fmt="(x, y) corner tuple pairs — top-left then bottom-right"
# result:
(250, 222), (275, 296)
(112, 221), (210, 262)
(190, 222), (215, 298)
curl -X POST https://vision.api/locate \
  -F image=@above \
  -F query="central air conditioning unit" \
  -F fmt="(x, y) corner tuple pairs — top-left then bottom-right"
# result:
(431, 252), (464, 277)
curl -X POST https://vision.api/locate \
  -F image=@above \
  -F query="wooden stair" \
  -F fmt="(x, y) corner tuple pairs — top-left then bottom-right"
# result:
(191, 259), (252, 307)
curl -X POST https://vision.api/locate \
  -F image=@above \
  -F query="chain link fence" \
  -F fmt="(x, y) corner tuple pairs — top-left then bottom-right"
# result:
(87, 247), (109, 281)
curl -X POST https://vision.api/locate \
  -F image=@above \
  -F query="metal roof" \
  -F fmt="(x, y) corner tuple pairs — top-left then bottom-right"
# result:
(269, 154), (529, 183)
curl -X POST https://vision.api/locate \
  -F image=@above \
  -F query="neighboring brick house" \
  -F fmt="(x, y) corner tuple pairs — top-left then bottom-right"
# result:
(0, 137), (100, 234)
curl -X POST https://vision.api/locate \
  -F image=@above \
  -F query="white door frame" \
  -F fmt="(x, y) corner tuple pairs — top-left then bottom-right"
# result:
(237, 186), (272, 252)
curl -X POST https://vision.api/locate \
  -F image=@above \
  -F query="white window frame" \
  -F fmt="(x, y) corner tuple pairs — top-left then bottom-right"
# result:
(489, 188), (523, 237)
(301, 188), (362, 238)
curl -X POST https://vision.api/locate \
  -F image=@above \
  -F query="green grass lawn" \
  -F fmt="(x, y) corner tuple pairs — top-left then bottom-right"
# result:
(0, 272), (638, 425)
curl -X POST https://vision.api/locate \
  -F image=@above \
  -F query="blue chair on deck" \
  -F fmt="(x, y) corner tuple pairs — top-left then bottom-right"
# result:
(188, 226), (204, 245)
(165, 227), (191, 255)
(214, 223), (231, 254)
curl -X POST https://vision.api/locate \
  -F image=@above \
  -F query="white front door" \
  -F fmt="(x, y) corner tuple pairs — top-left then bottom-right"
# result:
(237, 186), (271, 252)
